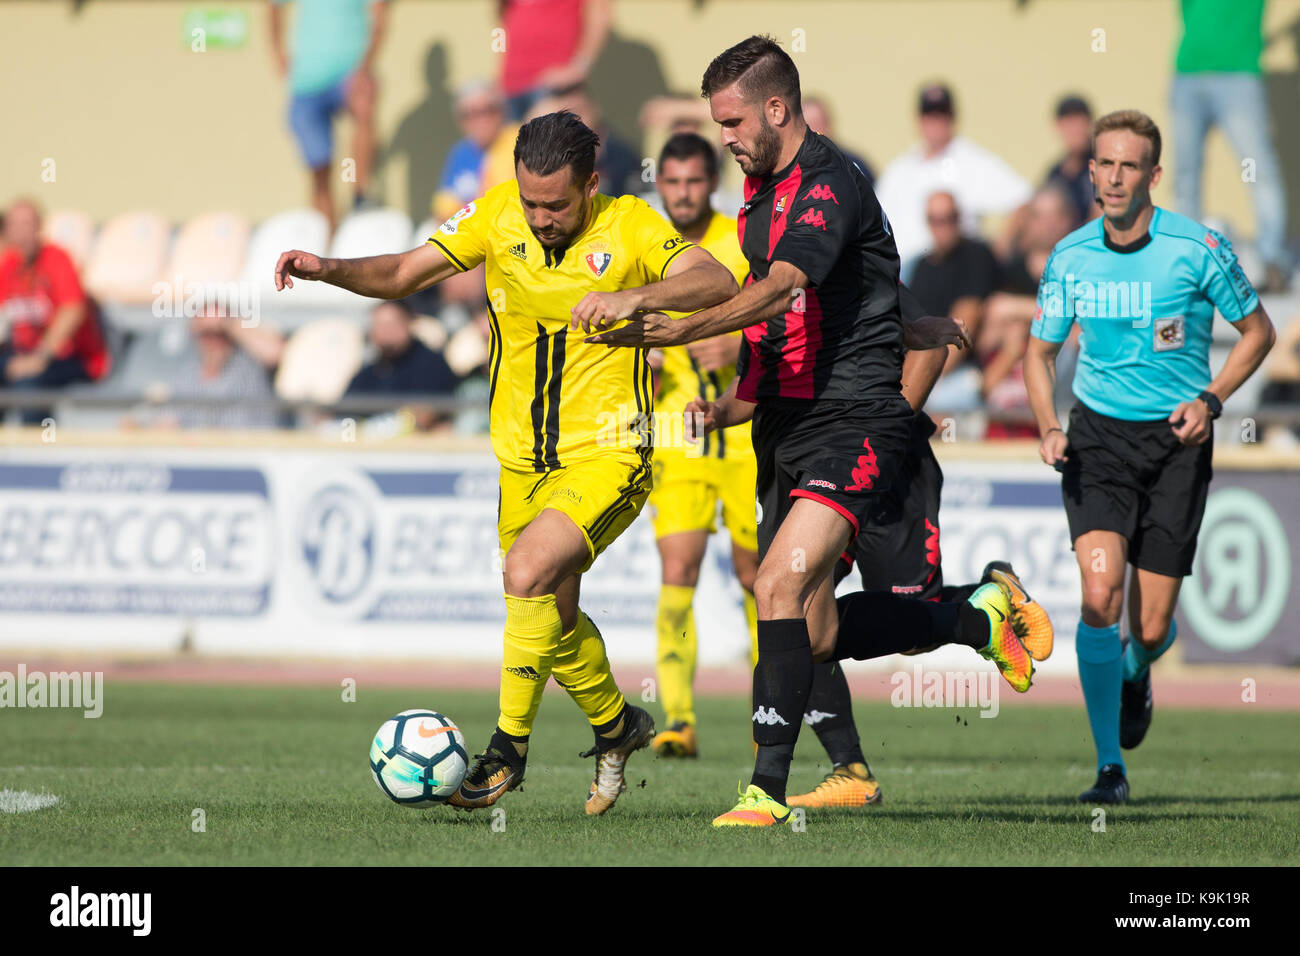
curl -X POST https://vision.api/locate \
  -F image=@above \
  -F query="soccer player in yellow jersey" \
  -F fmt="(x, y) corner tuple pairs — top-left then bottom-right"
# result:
(644, 134), (759, 759)
(273, 111), (739, 815)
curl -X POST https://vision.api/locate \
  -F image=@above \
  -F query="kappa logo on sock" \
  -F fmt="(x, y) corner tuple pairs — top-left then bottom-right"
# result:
(752, 706), (790, 726)
(504, 665), (542, 681)
(803, 709), (838, 726)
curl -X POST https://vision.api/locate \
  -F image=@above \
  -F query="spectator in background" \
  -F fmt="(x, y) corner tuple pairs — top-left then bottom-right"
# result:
(1173, 0), (1289, 292)
(498, 0), (613, 121)
(269, 0), (389, 232)
(910, 191), (1001, 412)
(875, 83), (1032, 268)
(0, 199), (111, 424)
(432, 80), (508, 222)
(346, 300), (458, 431)
(140, 303), (284, 430)
(517, 90), (641, 197)
(981, 185), (1079, 439)
(803, 95), (874, 187)
(1044, 95), (1097, 229)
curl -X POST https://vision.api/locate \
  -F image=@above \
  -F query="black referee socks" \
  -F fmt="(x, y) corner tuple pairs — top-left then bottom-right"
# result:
(750, 619), (814, 805)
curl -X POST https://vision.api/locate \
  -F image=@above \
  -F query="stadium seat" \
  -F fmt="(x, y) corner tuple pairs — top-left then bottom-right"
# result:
(332, 207), (414, 259)
(274, 316), (366, 405)
(82, 211), (171, 305)
(42, 209), (97, 271)
(241, 208), (335, 324)
(166, 212), (251, 288)
(411, 314), (448, 352)
(443, 322), (489, 378)
(411, 217), (438, 250)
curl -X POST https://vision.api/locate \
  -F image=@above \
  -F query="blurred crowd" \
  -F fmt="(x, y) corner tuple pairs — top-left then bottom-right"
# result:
(1, 0), (1296, 441)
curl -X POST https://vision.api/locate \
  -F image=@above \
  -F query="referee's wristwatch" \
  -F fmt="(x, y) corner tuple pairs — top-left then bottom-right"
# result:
(1197, 390), (1223, 420)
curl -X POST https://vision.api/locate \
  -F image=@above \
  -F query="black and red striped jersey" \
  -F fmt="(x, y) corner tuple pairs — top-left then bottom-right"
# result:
(734, 128), (904, 403)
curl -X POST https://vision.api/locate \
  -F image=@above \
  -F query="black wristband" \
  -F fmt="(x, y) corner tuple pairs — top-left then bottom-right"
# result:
(1197, 390), (1223, 420)
(1045, 426), (1064, 436)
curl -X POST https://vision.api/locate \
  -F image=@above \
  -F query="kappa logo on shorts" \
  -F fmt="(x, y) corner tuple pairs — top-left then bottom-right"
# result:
(1154, 316), (1185, 352)
(806, 478), (837, 492)
(845, 437), (880, 491)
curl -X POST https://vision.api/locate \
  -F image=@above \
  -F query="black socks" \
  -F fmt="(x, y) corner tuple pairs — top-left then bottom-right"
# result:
(750, 619), (813, 805)
(806, 660), (866, 767)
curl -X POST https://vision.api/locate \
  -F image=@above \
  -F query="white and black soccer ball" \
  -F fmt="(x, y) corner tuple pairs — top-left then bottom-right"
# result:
(369, 709), (469, 806)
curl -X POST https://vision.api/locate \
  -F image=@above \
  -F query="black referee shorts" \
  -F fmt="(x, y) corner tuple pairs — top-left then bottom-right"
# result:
(752, 396), (914, 562)
(1061, 401), (1213, 578)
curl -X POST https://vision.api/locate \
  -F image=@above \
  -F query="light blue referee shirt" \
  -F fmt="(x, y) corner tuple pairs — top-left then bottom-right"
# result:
(1030, 206), (1259, 421)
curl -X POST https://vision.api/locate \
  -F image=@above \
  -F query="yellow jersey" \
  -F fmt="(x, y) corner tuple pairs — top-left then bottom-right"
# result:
(428, 180), (693, 472)
(655, 210), (753, 461)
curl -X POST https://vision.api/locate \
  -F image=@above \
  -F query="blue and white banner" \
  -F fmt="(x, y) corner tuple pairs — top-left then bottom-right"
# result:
(0, 443), (1291, 669)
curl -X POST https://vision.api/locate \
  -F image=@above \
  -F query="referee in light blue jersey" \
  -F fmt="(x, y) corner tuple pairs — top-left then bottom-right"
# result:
(1024, 110), (1276, 805)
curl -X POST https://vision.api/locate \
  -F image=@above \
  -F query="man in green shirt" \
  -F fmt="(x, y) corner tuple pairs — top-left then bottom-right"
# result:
(1172, 0), (1289, 291)
(269, 0), (389, 232)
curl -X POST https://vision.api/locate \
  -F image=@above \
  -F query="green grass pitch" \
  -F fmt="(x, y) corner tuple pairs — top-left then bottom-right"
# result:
(2, 682), (1297, 865)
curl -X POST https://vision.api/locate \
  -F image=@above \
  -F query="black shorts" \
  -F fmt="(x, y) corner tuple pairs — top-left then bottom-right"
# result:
(752, 396), (914, 561)
(850, 413), (944, 598)
(1061, 401), (1213, 578)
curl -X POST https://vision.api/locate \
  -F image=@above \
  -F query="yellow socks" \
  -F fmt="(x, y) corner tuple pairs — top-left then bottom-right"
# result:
(497, 594), (563, 738)
(656, 583), (698, 727)
(552, 609), (625, 729)
(743, 589), (759, 669)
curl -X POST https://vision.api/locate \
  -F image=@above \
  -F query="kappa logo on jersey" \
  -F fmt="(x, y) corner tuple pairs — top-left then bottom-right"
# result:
(802, 184), (839, 204)
(845, 436), (880, 491)
(796, 208), (828, 231)
(803, 709), (837, 726)
(924, 517), (941, 579)
(508, 241), (527, 261)
(437, 201), (477, 236)
(753, 706), (790, 726)
(1154, 315), (1185, 352)
(585, 252), (612, 277)
(806, 478), (837, 491)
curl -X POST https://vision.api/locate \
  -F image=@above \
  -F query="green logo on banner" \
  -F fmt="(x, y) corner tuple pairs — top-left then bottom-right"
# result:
(1181, 488), (1289, 652)
(184, 8), (250, 50)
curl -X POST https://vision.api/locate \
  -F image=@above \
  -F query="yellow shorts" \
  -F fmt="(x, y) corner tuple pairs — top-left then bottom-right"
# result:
(498, 452), (652, 574)
(647, 449), (759, 553)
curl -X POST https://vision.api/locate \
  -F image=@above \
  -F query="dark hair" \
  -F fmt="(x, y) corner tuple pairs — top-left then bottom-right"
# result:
(1093, 109), (1161, 167)
(700, 34), (801, 115)
(658, 132), (719, 179)
(513, 110), (600, 183)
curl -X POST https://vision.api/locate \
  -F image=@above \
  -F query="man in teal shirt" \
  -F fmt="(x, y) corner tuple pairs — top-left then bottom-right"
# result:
(1172, 0), (1289, 292)
(270, 0), (389, 231)
(1025, 109), (1275, 805)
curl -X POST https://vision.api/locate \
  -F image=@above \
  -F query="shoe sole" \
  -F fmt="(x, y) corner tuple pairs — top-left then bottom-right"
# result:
(585, 709), (656, 815)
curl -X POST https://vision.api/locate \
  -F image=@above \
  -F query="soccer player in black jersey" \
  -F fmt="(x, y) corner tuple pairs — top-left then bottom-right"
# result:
(587, 36), (1053, 827)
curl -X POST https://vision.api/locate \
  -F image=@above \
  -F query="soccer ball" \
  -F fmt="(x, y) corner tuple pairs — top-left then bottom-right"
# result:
(369, 710), (469, 806)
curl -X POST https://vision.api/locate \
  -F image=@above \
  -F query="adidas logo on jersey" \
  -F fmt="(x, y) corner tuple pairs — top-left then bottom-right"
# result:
(508, 241), (527, 261)
(752, 706), (790, 726)
(803, 709), (838, 726)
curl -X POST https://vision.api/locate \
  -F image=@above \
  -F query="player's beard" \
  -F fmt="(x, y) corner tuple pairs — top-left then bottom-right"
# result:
(668, 202), (711, 236)
(734, 115), (782, 178)
(531, 197), (591, 250)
